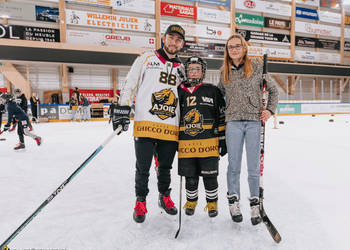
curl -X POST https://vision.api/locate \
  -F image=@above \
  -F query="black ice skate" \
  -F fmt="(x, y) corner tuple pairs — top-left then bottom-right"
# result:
(249, 197), (262, 225)
(205, 201), (218, 218)
(133, 197), (147, 223)
(158, 189), (177, 215)
(183, 200), (197, 216)
(14, 142), (25, 150)
(227, 193), (243, 222)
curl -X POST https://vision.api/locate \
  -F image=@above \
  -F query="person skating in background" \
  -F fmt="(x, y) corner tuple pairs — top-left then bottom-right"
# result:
(178, 57), (226, 218)
(30, 92), (40, 123)
(13, 88), (33, 131)
(69, 93), (80, 122)
(0, 91), (5, 134)
(0, 93), (42, 150)
(112, 24), (186, 223)
(108, 96), (119, 126)
(218, 33), (279, 225)
(81, 96), (91, 121)
(72, 87), (80, 103)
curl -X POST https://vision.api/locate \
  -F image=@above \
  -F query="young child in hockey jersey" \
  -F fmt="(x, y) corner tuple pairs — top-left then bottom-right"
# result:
(178, 57), (227, 217)
(1, 93), (42, 150)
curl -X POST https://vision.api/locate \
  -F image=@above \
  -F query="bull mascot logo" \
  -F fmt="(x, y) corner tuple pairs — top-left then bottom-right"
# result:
(183, 108), (204, 136)
(149, 88), (178, 120)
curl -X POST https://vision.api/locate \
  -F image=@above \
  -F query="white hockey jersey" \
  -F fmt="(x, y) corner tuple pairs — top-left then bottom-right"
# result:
(119, 49), (185, 141)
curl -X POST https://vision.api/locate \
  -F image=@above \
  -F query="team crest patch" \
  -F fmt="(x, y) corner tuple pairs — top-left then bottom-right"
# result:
(149, 88), (178, 120)
(184, 108), (204, 136)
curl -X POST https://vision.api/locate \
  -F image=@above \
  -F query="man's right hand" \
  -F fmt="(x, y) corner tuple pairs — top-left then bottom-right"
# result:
(112, 105), (131, 134)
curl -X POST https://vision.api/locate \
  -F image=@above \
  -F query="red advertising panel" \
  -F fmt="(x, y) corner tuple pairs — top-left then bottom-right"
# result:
(0, 88), (7, 93)
(161, 2), (197, 20)
(69, 89), (114, 103)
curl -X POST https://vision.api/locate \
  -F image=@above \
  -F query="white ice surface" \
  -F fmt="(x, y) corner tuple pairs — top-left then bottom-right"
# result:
(0, 115), (349, 250)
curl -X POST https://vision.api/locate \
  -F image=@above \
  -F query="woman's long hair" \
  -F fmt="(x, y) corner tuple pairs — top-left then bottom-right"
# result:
(221, 33), (253, 83)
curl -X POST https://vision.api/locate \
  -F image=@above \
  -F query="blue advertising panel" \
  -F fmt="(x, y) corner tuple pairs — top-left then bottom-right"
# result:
(35, 6), (59, 23)
(296, 7), (319, 20)
(184, 0), (230, 7)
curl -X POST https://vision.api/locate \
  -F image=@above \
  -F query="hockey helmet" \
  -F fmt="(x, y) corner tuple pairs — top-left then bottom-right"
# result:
(0, 92), (14, 103)
(184, 56), (207, 87)
(14, 88), (22, 95)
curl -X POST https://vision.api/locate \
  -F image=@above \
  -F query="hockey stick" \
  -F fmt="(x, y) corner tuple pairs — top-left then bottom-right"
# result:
(259, 54), (281, 243)
(0, 126), (123, 249)
(174, 176), (183, 239)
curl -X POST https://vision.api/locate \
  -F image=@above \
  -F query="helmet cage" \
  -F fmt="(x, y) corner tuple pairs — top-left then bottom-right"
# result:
(184, 57), (207, 87)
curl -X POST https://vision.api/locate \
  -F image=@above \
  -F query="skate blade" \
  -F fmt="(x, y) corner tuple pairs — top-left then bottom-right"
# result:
(159, 207), (177, 221)
(14, 148), (26, 152)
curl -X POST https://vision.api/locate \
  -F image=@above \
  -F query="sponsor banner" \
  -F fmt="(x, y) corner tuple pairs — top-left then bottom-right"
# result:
(161, 20), (230, 40)
(264, 1), (291, 17)
(66, 0), (111, 6)
(66, 9), (155, 33)
(295, 36), (339, 50)
(320, 0), (341, 9)
(277, 103), (301, 114)
(197, 7), (230, 24)
(345, 28), (350, 39)
(264, 17), (291, 30)
(35, 6), (59, 23)
(179, 41), (225, 58)
(248, 46), (291, 60)
(69, 89), (114, 103)
(294, 50), (340, 64)
(319, 10), (341, 24)
(301, 103), (350, 114)
(235, 12), (264, 27)
(295, 21), (340, 37)
(112, 0), (155, 14)
(237, 29), (291, 45)
(161, 2), (196, 20)
(66, 29), (155, 49)
(345, 41), (350, 52)
(39, 105), (59, 120)
(345, 16), (350, 25)
(0, 24), (60, 42)
(236, 0), (265, 12)
(295, 7), (319, 20)
(184, 0), (230, 7)
(0, 87), (7, 93)
(58, 105), (81, 120)
(236, 0), (290, 17)
(0, 1), (35, 21)
(295, 0), (319, 7)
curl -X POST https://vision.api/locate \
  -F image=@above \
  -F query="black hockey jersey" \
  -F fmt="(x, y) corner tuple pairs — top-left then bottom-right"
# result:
(178, 82), (225, 158)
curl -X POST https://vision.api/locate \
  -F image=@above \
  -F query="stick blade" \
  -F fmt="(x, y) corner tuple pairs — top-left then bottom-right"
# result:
(260, 205), (282, 243)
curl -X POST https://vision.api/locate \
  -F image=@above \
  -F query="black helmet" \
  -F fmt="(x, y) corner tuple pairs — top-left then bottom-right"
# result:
(14, 88), (21, 95)
(0, 92), (14, 103)
(184, 56), (207, 87)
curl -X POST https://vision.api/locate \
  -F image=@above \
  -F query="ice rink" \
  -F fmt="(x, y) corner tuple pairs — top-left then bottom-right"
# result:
(1, 114), (349, 250)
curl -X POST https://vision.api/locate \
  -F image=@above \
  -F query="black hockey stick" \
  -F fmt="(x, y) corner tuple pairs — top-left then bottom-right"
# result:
(0, 126), (123, 249)
(259, 54), (281, 243)
(174, 176), (183, 239)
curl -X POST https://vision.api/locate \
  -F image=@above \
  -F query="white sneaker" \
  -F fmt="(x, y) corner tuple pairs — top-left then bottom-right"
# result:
(249, 197), (262, 225)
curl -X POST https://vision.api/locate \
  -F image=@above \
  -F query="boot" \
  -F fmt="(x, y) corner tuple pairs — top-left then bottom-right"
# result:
(183, 200), (197, 216)
(35, 136), (42, 146)
(204, 201), (218, 218)
(133, 197), (147, 223)
(14, 142), (25, 150)
(227, 193), (243, 222)
(158, 189), (177, 215)
(9, 123), (17, 132)
(249, 197), (262, 225)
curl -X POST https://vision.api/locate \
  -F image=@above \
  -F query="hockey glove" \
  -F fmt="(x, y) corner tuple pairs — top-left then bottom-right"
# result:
(219, 138), (227, 157)
(112, 105), (131, 134)
(3, 123), (10, 132)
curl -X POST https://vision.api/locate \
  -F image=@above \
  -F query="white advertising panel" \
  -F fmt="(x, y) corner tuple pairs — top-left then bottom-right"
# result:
(295, 21), (341, 37)
(294, 50), (340, 64)
(296, 0), (319, 7)
(236, 0), (265, 12)
(161, 20), (230, 40)
(301, 103), (350, 114)
(197, 7), (230, 23)
(248, 46), (291, 60)
(236, 0), (290, 17)
(344, 28), (350, 39)
(66, 9), (155, 33)
(112, 0), (155, 15)
(319, 11), (341, 24)
(66, 30), (155, 49)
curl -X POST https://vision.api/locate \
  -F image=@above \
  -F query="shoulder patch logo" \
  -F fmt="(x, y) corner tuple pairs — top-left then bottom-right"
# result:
(183, 108), (204, 136)
(149, 88), (178, 120)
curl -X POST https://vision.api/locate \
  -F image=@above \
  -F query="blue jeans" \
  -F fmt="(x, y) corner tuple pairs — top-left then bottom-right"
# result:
(226, 120), (261, 199)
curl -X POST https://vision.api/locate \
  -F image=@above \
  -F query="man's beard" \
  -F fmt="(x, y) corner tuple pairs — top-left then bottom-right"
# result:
(164, 45), (180, 55)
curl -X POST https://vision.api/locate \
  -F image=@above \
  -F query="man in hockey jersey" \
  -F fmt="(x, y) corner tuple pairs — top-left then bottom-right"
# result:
(11, 88), (33, 131)
(112, 24), (186, 223)
(0, 93), (42, 150)
(178, 57), (227, 217)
